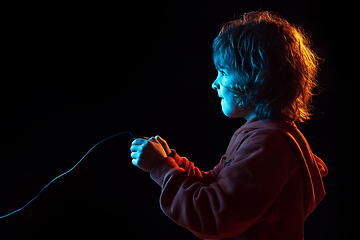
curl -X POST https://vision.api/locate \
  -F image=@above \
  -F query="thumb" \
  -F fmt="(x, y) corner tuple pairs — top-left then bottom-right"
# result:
(155, 135), (171, 155)
(155, 135), (167, 146)
(150, 136), (160, 144)
(148, 136), (159, 144)
(155, 135), (164, 142)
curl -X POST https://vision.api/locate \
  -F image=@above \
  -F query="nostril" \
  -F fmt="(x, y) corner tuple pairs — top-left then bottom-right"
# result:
(212, 80), (219, 90)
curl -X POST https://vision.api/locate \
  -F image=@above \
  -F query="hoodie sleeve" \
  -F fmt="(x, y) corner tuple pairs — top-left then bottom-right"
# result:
(150, 133), (292, 239)
(169, 150), (220, 185)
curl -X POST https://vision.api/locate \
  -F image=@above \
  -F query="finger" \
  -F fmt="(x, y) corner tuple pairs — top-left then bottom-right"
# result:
(148, 136), (156, 143)
(155, 135), (171, 155)
(131, 152), (139, 159)
(132, 158), (138, 166)
(130, 144), (141, 152)
(132, 138), (143, 145)
(132, 138), (147, 145)
(156, 135), (168, 146)
(155, 135), (165, 144)
(149, 136), (160, 144)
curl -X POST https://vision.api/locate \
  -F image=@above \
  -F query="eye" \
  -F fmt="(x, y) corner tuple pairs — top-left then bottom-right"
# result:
(219, 70), (227, 76)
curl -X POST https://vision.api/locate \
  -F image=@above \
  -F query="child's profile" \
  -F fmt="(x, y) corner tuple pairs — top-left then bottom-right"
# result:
(130, 10), (327, 240)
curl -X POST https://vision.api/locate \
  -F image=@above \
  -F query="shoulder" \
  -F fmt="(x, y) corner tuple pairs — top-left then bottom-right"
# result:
(228, 127), (300, 179)
(232, 117), (298, 150)
(241, 128), (283, 145)
(229, 127), (286, 154)
(230, 128), (287, 163)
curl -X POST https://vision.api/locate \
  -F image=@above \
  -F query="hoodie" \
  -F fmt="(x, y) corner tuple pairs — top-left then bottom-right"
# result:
(150, 117), (328, 240)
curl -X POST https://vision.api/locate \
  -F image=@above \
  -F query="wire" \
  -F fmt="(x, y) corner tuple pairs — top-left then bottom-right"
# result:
(0, 131), (136, 219)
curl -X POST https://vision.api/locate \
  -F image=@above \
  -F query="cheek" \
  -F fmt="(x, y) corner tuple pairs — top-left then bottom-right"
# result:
(221, 94), (239, 116)
(222, 88), (237, 107)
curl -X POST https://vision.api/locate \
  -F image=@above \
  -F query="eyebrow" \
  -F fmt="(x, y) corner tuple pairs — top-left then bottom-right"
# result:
(215, 63), (227, 71)
(216, 63), (233, 75)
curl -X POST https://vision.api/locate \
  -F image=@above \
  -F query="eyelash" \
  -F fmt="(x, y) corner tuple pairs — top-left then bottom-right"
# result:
(219, 70), (227, 76)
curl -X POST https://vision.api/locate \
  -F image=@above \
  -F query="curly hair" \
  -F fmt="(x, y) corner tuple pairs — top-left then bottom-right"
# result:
(213, 11), (320, 123)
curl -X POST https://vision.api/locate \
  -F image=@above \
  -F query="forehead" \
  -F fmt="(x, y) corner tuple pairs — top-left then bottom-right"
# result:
(214, 58), (232, 73)
(214, 61), (235, 76)
(213, 49), (235, 73)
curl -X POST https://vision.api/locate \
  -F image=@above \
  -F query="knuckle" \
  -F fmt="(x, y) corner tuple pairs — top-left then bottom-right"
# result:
(132, 159), (137, 166)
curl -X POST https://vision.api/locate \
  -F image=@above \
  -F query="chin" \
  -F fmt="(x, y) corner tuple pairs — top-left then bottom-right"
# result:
(222, 108), (249, 119)
(222, 110), (243, 118)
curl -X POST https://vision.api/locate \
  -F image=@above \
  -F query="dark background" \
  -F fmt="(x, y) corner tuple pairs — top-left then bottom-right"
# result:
(1, 1), (351, 239)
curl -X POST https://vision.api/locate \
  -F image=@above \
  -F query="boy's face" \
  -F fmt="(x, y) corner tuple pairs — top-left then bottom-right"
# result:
(212, 69), (255, 120)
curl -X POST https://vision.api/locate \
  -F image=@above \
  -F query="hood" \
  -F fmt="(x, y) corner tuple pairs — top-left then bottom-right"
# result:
(239, 117), (328, 219)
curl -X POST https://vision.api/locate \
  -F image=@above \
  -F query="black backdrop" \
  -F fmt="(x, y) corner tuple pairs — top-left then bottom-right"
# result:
(1, 1), (351, 239)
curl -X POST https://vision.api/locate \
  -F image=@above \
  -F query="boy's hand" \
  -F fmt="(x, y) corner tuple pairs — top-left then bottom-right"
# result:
(130, 136), (167, 172)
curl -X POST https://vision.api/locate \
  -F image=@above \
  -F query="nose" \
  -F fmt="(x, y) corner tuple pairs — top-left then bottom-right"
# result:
(212, 78), (219, 90)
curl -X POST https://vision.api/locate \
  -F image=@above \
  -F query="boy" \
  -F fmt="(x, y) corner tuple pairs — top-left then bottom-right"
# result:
(130, 11), (328, 240)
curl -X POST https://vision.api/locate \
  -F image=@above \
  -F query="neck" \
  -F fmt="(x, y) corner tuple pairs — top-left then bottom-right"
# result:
(244, 110), (257, 121)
